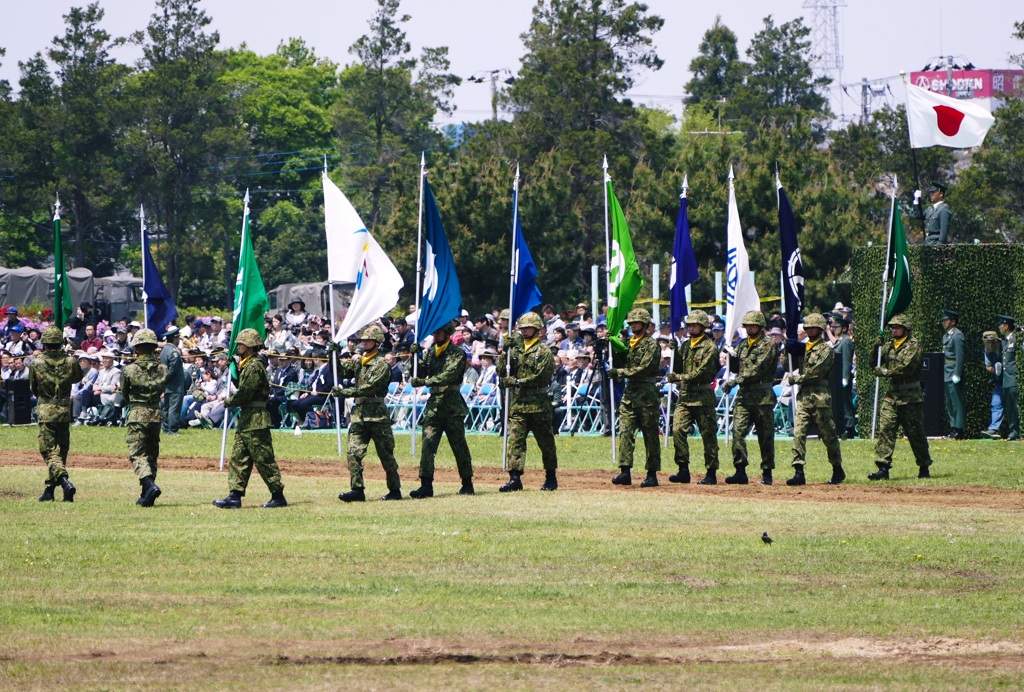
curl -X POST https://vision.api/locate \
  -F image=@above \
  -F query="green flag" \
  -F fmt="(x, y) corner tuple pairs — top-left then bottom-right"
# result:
(884, 196), (912, 323)
(53, 198), (73, 329)
(226, 191), (270, 364)
(605, 172), (643, 353)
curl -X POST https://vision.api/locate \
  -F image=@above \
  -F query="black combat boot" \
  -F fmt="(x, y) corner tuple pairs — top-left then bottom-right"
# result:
(697, 472), (717, 485)
(827, 466), (846, 485)
(917, 465), (931, 479)
(786, 465), (806, 486)
(38, 484), (55, 502)
(261, 491), (288, 508)
(457, 480), (475, 495)
(499, 471), (523, 493)
(339, 488), (366, 503)
(139, 476), (162, 507)
(611, 467), (632, 485)
(640, 471), (658, 488)
(867, 467), (890, 481)
(668, 465), (690, 483)
(761, 470), (773, 485)
(725, 467), (748, 484)
(409, 479), (434, 499)
(540, 470), (558, 491)
(380, 489), (402, 501)
(60, 477), (76, 502)
(212, 490), (242, 508)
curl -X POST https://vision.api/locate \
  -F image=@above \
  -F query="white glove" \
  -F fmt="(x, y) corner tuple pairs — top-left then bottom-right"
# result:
(951, 375), (960, 384)
(723, 345), (737, 358)
(914, 190), (922, 203)
(995, 363), (1003, 376)
(842, 378), (848, 387)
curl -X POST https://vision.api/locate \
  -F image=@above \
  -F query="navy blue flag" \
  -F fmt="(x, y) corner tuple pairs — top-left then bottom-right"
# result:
(415, 180), (463, 341)
(777, 180), (804, 341)
(142, 225), (178, 336)
(511, 184), (542, 324)
(669, 182), (699, 332)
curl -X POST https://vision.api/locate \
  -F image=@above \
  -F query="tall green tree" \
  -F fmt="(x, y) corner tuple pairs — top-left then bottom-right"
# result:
(684, 16), (745, 108)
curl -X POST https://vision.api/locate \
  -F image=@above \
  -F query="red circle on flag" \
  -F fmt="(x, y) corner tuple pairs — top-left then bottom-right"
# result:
(933, 105), (965, 137)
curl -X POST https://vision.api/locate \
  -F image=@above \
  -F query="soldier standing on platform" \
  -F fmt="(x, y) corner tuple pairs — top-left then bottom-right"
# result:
(667, 310), (719, 484)
(911, 181), (953, 245)
(608, 307), (662, 488)
(119, 329), (168, 506)
(722, 311), (777, 486)
(29, 326), (83, 502)
(941, 309), (966, 439)
(408, 321), (475, 498)
(831, 314), (857, 438)
(870, 315), (934, 480)
(787, 314), (845, 485)
(997, 315), (1019, 441)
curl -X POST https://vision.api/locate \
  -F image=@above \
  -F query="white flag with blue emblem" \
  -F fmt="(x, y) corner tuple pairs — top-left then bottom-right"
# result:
(723, 166), (761, 345)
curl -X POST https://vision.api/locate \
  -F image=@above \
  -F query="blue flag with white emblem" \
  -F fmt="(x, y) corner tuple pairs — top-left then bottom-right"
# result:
(141, 208), (178, 337)
(777, 177), (803, 341)
(511, 181), (542, 324)
(669, 179), (699, 332)
(415, 181), (463, 341)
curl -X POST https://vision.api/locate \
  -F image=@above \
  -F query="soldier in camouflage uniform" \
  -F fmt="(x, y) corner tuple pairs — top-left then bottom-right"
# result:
(29, 326), (83, 502)
(119, 329), (168, 506)
(787, 314), (845, 486)
(870, 314), (933, 480)
(497, 311), (559, 491)
(408, 321), (475, 498)
(332, 324), (401, 502)
(212, 329), (288, 508)
(722, 311), (777, 486)
(607, 307), (662, 487)
(667, 310), (719, 484)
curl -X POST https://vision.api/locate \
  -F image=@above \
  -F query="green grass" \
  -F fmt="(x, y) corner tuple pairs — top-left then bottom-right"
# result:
(1, 429), (1024, 688)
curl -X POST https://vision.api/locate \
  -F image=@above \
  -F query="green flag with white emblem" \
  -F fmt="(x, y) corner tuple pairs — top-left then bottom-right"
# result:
(227, 190), (269, 363)
(604, 165), (643, 353)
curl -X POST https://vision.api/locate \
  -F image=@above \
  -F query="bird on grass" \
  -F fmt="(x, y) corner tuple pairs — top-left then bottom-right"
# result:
(761, 532), (773, 545)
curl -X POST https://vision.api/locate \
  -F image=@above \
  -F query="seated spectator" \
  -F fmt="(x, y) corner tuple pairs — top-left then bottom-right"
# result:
(85, 351), (123, 425)
(72, 352), (100, 424)
(286, 350), (334, 425)
(266, 314), (297, 352)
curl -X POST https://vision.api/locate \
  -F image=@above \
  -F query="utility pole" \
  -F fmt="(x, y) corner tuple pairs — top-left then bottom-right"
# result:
(467, 69), (515, 121)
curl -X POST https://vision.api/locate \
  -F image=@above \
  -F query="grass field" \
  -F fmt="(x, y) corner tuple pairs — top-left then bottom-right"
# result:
(1, 427), (1023, 689)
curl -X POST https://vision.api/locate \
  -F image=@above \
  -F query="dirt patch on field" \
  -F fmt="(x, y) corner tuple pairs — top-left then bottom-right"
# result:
(1, 449), (1021, 511)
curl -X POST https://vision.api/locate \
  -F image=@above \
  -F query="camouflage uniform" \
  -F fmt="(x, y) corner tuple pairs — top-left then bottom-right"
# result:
(729, 334), (777, 472)
(873, 332), (933, 472)
(120, 350), (168, 480)
(415, 340), (473, 483)
(336, 349), (400, 493)
(225, 352), (285, 496)
(669, 334), (720, 472)
(610, 332), (662, 473)
(791, 338), (843, 470)
(29, 346), (83, 487)
(498, 335), (558, 472)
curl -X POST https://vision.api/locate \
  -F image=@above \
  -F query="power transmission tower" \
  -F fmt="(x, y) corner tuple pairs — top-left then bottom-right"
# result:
(803, 0), (846, 120)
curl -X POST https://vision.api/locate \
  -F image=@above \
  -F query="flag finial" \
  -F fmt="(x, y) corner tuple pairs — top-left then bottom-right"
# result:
(323, 155), (328, 172)
(728, 164), (735, 181)
(513, 163), (520, 191)
(681, 174), (688, 199)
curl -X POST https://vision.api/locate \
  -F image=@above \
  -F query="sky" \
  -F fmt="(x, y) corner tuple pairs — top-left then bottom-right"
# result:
(1, 0), (1021, 126)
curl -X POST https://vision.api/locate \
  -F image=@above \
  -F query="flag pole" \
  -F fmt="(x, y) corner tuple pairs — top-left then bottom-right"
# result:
(603, 156), (617, 464)
(871, 175), (898, 440)
(220, 189), (249, 471)
(899, 73), (928, 241)
(501, 165), (520, 471)
(140, 205), (148, 330)
(410, 153), (426, 458)
(665, 175), (687, 449)
(325, 159), (343, 457)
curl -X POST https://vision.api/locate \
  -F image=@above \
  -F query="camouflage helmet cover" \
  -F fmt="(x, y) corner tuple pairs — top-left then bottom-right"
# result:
(499, 308), (511, 320)
(684, 309), (711, 328)
(435, 320), (457, 335)
(803, 313), (827, 330)
(887, 314), (911, 329)
(132, 328), (159, 347)
(741, 310), (766, 327)
(41, 326), (64, 345)
(626, 307), (652, 325)
(517, 311), (543, 330)
(235, 328), (264, 348)
(358, 324), (385, 342)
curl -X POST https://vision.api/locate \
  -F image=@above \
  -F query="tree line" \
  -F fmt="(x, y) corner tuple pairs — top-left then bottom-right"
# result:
(0, 0), (1021, 315)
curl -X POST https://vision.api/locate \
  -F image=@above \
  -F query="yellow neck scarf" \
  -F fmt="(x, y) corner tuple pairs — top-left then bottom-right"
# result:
(747, 335), (761, 348)
(360, 348), (378, 366)
(893, 336), (907, 350)
(690, 335), (704, 347)
(805, 338), (820, 352)
(239, 354), (253, 370)
(523, 336), (540, 351)
(434, 340), (450, 357)
(630, 334), (644, 349)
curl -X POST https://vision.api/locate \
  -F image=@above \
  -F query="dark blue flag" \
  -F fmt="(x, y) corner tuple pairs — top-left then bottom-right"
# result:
(669, 183), (699, 332)
(778, 181), (804, 341)
(415, 180), (463, 341)
(511, 185), (542, 324)
(142, 225), (178, 337)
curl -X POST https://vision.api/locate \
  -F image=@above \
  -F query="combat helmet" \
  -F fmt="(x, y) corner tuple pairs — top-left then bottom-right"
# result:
(499, 308), (511, 321)
(626, 307), (652, 325)
(741, 310), (766, 327)
(685, 309), (711, 328)
(803, 313), (827, 330)
(887, 314), (911, 329)
(517, 311), (543, 330)
(41, 326), (64, 345)
(435, 320), (457, 335)
(358, 324), (385, 343)
(132, 328), (159, 347)
(235, 328), (264, 348)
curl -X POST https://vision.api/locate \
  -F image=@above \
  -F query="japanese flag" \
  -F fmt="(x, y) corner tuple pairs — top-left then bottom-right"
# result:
(906, 82), (995, 149)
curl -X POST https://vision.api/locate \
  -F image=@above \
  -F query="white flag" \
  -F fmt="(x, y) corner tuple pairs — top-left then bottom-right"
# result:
(323, 171), (368, 283)
(905, 82), (995, 149)
(332, 230), (404, 341)
(723, 166), (761, 345)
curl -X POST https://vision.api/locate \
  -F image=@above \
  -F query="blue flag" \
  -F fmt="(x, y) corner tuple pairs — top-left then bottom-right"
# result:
(511, 184), (542, 324)
(669, 182), (699, 332)
(415, 180), (463, 341)
(142, 222), (178, 337)
(777, 179), (804, 341)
